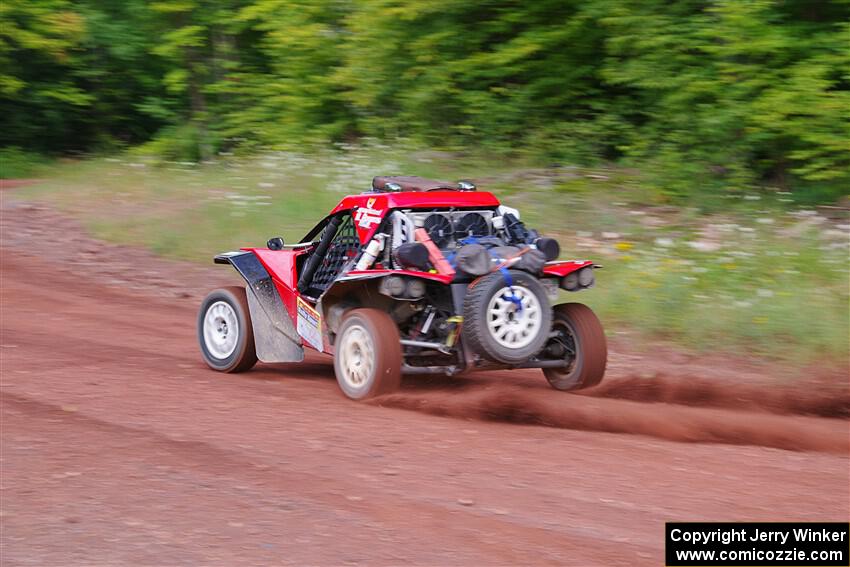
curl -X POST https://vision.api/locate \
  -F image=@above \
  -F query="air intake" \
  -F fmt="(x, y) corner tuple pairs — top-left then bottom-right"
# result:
(423, 214), (452, 248)
(454, 212), (489, 240)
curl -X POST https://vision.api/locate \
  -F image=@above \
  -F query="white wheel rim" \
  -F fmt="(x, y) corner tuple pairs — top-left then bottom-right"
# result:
(486, 285), (542, 349)
(203, 301), (239, 359)
(338, 323), (374, 390)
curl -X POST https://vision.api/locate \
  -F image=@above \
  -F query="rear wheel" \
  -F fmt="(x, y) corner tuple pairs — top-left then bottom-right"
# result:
(198, 287), (257, 373)
(334, 308), (402, 400)
(543, 303), (606, 391)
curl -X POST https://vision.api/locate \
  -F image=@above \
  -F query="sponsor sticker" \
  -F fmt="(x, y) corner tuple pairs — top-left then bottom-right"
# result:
(354, 197), (384, 229)
(296, 297), (323, 352)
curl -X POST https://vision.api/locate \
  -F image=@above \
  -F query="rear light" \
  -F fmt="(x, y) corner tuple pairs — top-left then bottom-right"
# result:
(562, 272), (579, 291)
(560, 267), (595, 291)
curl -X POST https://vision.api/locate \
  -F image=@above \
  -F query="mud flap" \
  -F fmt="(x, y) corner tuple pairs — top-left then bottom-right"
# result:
(226, 252), (304, 363)
(245, 288), (303, 363)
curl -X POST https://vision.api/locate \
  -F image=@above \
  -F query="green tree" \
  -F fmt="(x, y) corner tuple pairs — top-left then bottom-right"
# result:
(0, 0), (90, 151)
(340, 0), (615, 153)
(597, 0), (850, 198)
(1, 0), (847, 201)
(214, 0), (353, 148)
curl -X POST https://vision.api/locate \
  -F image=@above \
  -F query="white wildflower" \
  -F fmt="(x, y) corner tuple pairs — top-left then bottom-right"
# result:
(688, 240), (721, 252)
(822, 229), (847, 240)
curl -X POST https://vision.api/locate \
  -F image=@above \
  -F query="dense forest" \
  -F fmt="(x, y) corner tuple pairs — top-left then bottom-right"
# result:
(1, 0), (848, 200)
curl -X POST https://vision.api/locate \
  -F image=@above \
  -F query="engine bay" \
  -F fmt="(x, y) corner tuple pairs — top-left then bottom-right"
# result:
(376, 205), (559, 275)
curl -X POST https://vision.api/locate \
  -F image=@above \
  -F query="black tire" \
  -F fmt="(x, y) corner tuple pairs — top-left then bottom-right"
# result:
(543, 303), (606, 391)
(333, 308), (402, 400)
(198, 286), (258, 373)
(463, 270), (552, 364)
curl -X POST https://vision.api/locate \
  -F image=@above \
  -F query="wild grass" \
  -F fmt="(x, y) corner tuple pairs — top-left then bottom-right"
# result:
(0, 148), (50, 179)
(17, 145), (849, 366)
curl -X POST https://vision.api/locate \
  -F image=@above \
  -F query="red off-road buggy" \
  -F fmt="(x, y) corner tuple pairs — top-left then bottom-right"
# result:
(198, 176), (606, 399)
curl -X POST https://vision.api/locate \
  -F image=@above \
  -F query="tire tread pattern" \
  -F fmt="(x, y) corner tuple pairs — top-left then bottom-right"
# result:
(545, 302), (606, 390)
(197, 286), (258, 373)
(463, 270), (552, 364)
(334, 308), (402, 399)
(225, 286), (259, 373)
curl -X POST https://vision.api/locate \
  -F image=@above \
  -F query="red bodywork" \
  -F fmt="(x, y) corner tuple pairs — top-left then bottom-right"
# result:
(240, 190), (593, 353)
(342, 269), (454, 285)
(332, 191), (501, 243)
(246, 247), (308, 321)
(542, 260), (594, 276)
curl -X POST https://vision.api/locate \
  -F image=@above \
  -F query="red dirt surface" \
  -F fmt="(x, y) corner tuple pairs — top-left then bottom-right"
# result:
(1, 196), (849, 566)
(585, 374), (850, 418)
(0, 179), (42, 191)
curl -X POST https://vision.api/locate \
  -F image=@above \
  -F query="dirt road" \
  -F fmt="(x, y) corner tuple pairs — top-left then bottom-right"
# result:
(1, 200), (848, 566)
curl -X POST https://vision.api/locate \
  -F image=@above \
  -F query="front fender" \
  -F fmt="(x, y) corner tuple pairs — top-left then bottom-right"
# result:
(215, 251), (303, 363)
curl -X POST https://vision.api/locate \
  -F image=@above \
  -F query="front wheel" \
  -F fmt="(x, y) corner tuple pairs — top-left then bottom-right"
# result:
(198, 287), (258, 373)
(543, 303), (607, 391)
(333, 308), (402, 400)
